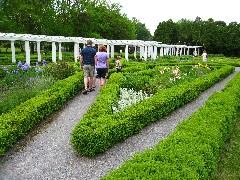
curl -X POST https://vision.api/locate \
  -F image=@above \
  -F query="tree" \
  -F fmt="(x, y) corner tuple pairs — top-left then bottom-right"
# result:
(132, 18), (152, 40)
(0, 0), (57, 35)
(153, 19), (179, 44)
(177, 18), (194, 45)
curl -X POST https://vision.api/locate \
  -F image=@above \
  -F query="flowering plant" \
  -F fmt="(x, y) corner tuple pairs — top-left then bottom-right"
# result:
(112, 88), (152, 113)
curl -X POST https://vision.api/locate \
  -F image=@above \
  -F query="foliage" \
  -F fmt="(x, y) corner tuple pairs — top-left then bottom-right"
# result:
(153, 17), (240, 57)
(0, 72), (84, 156)
(102, 69), (240, 180)
(153, 19), (179, 44)
(0, 61), (57, 114)
(44, 61), (75, 80)
(212, 116), (240, 179)
(112, 88), (152, 113)
(71, 65), (234, 157)
(132, 17), (152, 40)
(0, 0), (137, 40)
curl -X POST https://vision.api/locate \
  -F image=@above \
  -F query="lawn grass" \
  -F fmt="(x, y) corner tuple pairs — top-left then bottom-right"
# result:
(212, 115), (240, 179)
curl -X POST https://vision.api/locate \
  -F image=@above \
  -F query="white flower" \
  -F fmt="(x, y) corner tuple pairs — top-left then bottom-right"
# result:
(112, 88), (152, 113)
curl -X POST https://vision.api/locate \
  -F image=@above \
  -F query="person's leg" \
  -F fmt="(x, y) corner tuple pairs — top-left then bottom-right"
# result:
(100, 77), (106, 86)
(88, 66), (94, 90)
(93, 76), (96, 88)
(89, 77), (93, 89)
(84, 77), (89, 90)
(93, 68), (97, 88)
(82, 65), (90, 94)
(100, 68), (107, 87)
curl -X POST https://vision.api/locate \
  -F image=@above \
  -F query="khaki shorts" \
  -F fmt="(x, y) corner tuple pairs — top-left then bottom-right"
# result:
(83, 65), (94, 78)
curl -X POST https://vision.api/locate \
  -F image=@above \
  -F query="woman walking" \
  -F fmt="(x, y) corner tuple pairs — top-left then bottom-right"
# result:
(96, 44), (109, 88)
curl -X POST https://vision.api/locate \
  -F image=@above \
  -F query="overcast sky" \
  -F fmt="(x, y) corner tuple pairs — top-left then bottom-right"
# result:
(110, 0), (240, 35)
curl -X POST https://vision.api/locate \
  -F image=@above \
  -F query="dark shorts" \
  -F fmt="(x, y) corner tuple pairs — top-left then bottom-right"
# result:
(116, 68), (121, 73)
(97, 68), (107, 78)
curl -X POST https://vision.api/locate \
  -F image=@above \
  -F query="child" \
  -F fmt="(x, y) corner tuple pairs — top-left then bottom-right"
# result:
(202, 50), (207, 62)
(116, 56), (122, 73)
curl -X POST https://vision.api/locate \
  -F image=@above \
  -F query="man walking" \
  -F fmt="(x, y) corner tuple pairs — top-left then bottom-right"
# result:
(80, 40), (97, 94)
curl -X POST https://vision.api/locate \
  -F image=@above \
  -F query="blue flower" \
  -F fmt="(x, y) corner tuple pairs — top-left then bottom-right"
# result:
(29, 77), (35, 82)
(12, 70), (18, 74)
(3, 67), (8, 72)
(42, 59), (47, 66)
(21, 63), (30, 71)
(17, 61), (22, 68)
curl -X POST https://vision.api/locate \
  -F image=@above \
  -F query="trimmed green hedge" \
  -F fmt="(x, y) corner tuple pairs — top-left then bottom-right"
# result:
(71, 66), (235, 157)
(102, 71), (240, 180)
(0, 72), (84, 156)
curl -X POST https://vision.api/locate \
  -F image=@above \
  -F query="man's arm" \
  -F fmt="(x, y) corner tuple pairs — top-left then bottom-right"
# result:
(94, 55), (97, 65)
(80, 56), (83, 70)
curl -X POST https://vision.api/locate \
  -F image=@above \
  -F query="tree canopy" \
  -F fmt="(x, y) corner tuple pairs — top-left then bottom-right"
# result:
(0, 0), (151, 41)
(153, 17), (240, 56)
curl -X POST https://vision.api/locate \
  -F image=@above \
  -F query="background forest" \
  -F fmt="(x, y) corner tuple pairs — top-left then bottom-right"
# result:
(0, 0), (240, 56)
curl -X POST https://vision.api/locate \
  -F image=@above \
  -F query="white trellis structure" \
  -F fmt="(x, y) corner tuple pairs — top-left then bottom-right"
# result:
(0, 33), (202, 64)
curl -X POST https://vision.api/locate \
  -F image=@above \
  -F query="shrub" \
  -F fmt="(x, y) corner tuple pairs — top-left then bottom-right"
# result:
(44, 62), (75, 80)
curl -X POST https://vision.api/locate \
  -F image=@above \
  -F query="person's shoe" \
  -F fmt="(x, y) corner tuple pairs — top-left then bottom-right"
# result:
(88, 88), (95, 92)
(82, 89), (88, 94)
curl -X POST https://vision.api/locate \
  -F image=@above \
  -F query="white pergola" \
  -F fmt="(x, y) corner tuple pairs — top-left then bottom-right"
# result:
(0, 33), (202, 64)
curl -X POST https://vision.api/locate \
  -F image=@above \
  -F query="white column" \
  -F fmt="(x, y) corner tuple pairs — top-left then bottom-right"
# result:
(165, 48), (169, 55)
(74, 42), (79, 62)
(147, 46), (151, 58)
(176, 48), (179, 56)
(153, 46), (157, 59)
(11, 41), (16, 63)
(59, 42), (62, 60)
(25, 41), (30, 65)
(134, 46), (137, 59)
(52, 42), (56, 63)
(197, 48), (200, 56)
(180, 48), (183, 56)
(150, 46), (154, 59)
(171, 48), (174, 56)
(37, 41), (41, 62)
(160, 47), (163, 56)
(125, 45), (129, 61)
(107, 45), (110, 55)
(111, 45), (114, 58)
(173, 47), (176, 55)
(144, 46), (148, 60)
(187, 47), (190, 55)
(140, 46), (144, 59)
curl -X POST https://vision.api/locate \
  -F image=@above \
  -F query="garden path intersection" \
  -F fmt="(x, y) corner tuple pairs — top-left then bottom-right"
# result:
(0, 68), (240, 180)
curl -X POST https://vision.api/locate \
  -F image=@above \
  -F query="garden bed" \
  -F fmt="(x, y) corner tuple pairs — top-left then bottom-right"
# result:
(71, 65), (234, 157)
(102, 70), (240, 180)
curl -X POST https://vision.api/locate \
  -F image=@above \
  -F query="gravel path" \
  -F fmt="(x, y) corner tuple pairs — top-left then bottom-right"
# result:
(1, 67), (240, 180)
